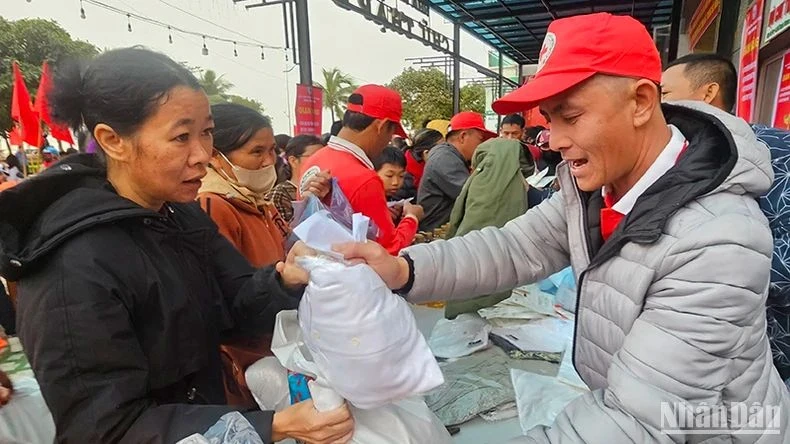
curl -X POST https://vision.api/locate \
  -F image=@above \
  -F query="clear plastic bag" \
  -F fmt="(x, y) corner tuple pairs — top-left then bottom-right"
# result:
(428, 314), (491, 359)
(291, 178), (379, 241)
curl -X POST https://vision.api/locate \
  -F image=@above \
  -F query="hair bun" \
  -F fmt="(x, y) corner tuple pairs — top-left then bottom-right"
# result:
(48, 59), (86, 130)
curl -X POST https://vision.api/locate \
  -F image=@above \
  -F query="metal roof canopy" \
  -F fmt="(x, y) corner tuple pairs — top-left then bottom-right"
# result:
(426, 0), (676, 65)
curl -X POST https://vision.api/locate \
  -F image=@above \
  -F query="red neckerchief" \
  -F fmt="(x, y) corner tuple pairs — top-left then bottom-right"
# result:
(600, 140), (689, 241)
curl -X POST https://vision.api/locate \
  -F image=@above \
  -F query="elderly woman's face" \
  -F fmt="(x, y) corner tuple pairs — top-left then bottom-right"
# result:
(124, 86), (214, 207)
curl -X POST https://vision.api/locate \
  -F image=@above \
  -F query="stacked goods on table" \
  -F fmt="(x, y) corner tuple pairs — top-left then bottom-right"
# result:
(412, 223), (450, 245)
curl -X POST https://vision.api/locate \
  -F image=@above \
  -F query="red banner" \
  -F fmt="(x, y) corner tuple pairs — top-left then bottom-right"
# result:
(294, 84), (323, 136)
(772, 51), (790, 129)
(688, 0), (721, 50)
(736, 0), (764, 122)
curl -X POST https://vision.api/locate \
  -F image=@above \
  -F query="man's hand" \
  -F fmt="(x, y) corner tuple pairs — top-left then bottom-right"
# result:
(402, 202), (424, 222)
(271, 400), (354, 444)
(333, 242), (410, 290)
(302, 170), (332, 200)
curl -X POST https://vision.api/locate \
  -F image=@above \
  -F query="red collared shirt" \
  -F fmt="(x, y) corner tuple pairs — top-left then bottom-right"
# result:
(600, 125), (688, 241)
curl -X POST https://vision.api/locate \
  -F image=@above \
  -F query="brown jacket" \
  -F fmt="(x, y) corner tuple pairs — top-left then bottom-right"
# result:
(198, 167), (290, 268)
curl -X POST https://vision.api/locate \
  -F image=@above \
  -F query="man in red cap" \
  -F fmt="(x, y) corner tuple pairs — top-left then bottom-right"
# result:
(417, 111), (496, 231)
(301, 12), (789, 440)
(297, 85), (424, 255)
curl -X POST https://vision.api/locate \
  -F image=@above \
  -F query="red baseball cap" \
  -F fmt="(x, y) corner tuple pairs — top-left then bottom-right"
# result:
(492, 13), (662, 114)
(447, 111), (497, 140)
(346, 84), (407, 137)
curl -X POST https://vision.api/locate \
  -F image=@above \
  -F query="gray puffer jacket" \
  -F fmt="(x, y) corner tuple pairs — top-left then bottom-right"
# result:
(404, 102), (790, 442)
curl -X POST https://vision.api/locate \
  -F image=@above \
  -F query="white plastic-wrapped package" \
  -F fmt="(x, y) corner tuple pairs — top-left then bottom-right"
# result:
(428, 313), (491, 359)
(297, 256), (444, 409)
(251, 311), (452, 444)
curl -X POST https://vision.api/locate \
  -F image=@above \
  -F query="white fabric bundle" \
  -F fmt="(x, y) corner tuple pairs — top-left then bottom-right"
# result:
(297, 256), (444, 409)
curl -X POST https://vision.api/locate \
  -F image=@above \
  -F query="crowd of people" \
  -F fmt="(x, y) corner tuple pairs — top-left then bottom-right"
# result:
(1, 10), (790, 444)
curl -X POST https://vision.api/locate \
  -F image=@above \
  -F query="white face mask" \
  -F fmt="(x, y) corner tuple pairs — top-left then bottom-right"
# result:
(219, 151), (277, 194)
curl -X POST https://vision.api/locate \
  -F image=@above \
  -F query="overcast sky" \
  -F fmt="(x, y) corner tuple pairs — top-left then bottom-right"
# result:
(2, 0), (494, 134)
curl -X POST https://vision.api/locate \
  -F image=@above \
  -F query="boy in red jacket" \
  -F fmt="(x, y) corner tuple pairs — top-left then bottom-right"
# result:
(299, 85), (424, 254)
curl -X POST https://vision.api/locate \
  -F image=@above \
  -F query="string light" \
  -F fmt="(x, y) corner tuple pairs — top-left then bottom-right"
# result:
(78, 0), (283, 62)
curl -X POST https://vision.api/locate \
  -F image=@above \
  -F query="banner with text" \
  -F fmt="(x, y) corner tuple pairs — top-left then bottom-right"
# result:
(294, 84), (323, 136)
(688, 0), (721, 50)
(772, 51), (790, 129)
(737, 0), (764, 122)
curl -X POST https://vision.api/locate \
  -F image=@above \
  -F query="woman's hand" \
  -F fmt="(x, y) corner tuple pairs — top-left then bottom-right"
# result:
(271, 399), (354, 444)
(275, 261), (309, 288)
(301, 170), (332, 200)
(0, 370), (12, 407)
(332, 242), (410, 290)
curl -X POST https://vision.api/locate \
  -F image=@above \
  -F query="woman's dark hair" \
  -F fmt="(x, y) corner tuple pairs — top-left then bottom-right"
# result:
(411, 128), (443, 161)
(211, 103), (272, 154)
(285, 134), (323, 159)
(373, 146), (406, 171)
(49, 47), (202, 136)
(274, 134), (291, 155)
(281, 134), (322, 180)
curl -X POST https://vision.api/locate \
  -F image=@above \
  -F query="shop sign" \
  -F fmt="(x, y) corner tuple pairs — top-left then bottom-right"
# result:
(333, 0), (453, 53)
(736, 0), (764, 122)
(688, 0), (721, 50)
(772, 51), (790, 129)
(765, 0), (790, 43)
(294, 84), (323, 136)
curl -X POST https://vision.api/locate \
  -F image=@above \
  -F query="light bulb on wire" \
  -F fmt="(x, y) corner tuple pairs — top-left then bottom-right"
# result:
(168, 26), (173, 44)
(80, 0), (86, 19)
(260, 46), (265, 61)
(202, 36), (209, 56)
(127, 14), (132, 32)
(233, 42), (238, 57)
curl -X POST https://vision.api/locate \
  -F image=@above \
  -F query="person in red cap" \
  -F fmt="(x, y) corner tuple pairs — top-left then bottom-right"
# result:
(416, 111), (496, 231)
(297, 85), (424, 255)
(293, 12), (790, 441)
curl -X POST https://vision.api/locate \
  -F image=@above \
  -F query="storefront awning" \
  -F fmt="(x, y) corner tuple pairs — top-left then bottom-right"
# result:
(426, 0), (677, 65)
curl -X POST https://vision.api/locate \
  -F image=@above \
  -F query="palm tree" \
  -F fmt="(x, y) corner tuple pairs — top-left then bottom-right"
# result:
(199, 69), (234, 104)
(315, 68), (357, 122)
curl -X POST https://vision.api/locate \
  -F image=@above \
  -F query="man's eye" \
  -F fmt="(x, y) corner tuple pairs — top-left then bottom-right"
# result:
(175, 133), (189, 142)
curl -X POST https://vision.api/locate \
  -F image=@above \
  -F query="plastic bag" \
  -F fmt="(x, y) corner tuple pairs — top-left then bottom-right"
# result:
(428, 313), (491, 359)
(244, 357), (290, 412)
(510, 369), (586, 436)
(176, 412), (263, 444)
(291, 178), (379, 241)
(253, 311), (452, 444)
(297, 256), (444, 409)
(425, 347), (515, 426)
(537, 268), (577, 312)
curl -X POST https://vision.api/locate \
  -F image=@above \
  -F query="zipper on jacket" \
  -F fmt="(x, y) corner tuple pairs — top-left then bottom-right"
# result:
(571, 184), (594, 382)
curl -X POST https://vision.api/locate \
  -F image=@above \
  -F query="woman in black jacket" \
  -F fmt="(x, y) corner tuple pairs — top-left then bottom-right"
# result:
(0, 48), (352, 444)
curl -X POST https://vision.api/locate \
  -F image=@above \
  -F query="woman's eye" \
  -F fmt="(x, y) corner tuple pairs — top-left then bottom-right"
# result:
(175, 133), (189, 143)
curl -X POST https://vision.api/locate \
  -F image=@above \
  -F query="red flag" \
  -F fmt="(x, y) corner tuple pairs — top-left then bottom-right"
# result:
(11, 61), (41, 146)
(35, 62), (74, 145)
(8, 125), (22, 146)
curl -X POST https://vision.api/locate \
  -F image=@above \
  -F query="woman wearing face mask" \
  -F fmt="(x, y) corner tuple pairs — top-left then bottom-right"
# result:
(0, 48), (352, 443)
(198, 104), (292, 268)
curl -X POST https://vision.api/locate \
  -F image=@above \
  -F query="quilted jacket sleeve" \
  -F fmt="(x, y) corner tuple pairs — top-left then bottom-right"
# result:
(520, 212), (773, 443)
(404, 191), (571, 303)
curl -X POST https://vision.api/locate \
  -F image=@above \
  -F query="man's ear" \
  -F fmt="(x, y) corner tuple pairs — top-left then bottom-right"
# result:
(701, 82), (721, 105)
(632, 79), (661, 128)
(93, 123), (132, 162)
